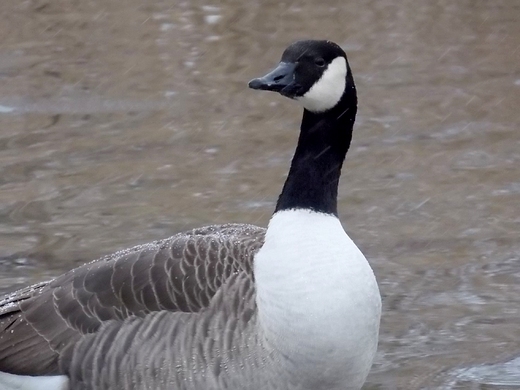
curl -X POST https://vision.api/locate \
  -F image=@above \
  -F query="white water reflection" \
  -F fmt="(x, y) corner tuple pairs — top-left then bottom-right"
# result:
(445, 357), (520, 389)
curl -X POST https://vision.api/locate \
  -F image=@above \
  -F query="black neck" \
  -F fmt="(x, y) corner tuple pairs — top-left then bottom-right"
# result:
(275, 82), (357, 216)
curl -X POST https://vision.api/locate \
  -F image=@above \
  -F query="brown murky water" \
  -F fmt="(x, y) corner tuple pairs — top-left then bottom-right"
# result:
(1, 0), (519, 388)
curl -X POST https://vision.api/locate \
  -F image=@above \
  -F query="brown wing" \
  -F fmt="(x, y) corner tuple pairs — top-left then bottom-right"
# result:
(61, 271), (259, 388)
(0, 223), (265, 375)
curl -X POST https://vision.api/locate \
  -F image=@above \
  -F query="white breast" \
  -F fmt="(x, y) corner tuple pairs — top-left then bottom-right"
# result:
(254, 209), (381, 388)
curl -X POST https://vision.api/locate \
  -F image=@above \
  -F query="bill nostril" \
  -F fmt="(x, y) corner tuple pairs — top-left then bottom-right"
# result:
(273, 74), (286, 82)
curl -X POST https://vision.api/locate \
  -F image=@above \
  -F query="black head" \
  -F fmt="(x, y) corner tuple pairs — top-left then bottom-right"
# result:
(249, 40), (352, 113)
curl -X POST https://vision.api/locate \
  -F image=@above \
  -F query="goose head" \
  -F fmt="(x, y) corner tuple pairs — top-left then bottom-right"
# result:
(248, 40), (354, 113)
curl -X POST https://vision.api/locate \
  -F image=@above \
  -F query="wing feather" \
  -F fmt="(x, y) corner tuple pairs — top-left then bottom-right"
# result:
(0, 223), (264, 375)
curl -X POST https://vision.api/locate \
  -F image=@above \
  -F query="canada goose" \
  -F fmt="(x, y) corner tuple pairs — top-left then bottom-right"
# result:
(0, 40), (381, 390)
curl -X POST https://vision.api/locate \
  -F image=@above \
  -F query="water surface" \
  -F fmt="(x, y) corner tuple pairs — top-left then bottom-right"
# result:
(0, 0), (519, 388)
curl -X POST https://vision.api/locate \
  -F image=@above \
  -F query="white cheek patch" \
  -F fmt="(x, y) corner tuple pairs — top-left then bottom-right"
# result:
(296, 56), (347, 113)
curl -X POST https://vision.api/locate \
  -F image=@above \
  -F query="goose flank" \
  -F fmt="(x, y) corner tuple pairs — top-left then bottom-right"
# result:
(0, 40), (381, 390)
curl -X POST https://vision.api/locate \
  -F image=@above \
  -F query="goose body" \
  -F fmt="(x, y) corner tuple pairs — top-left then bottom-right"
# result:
(0, 40), (381, 390)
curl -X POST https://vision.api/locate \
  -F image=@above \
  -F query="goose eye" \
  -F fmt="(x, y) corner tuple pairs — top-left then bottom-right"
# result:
(315, 58), (326, 67)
